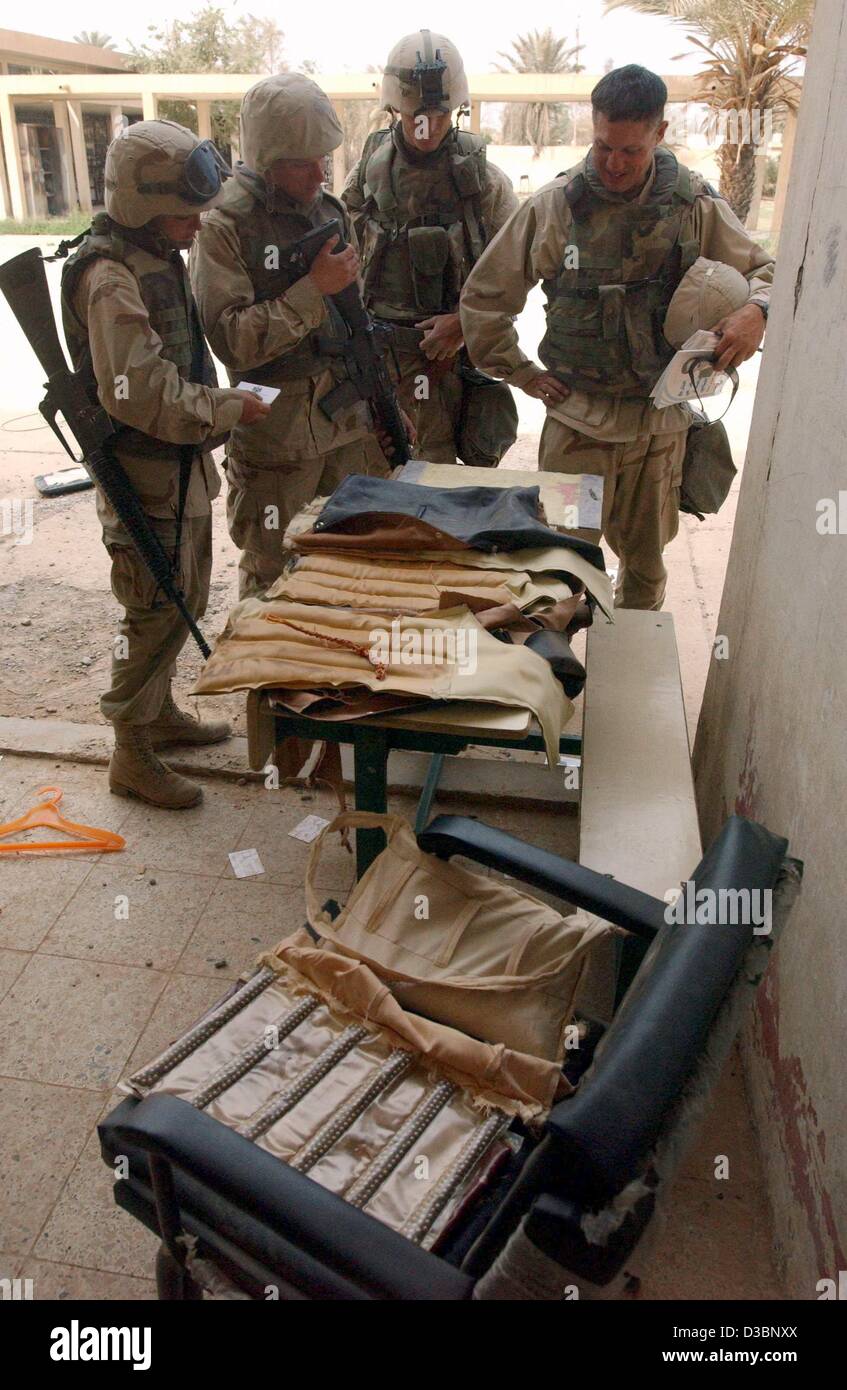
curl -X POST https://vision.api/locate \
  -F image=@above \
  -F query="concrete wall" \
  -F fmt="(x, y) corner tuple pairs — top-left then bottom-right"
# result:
(693, 0), (847, 1298)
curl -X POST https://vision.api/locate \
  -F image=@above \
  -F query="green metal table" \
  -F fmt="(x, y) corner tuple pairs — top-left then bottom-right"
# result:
(269, 706), (582, 878)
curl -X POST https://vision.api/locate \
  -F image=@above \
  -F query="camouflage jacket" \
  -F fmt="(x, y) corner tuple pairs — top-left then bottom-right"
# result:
(61, 213), (243, 524)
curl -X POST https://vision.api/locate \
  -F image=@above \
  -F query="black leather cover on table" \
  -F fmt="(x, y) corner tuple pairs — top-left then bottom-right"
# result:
(310, 475), (606, 571)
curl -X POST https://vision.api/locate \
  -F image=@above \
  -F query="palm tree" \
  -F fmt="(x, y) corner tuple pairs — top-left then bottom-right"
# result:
(604, 0), (813, 221)
(496, 28), (584, 155)
(73, 31), (116, 50)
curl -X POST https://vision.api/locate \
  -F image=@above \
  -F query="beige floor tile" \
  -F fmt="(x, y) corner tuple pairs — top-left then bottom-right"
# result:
(0, 949), (29, 1001)
(0, 1077), (102, 1257)
(18, 1257), (156, 1301)
(34, 1127), (158, 1279)
(0, 857), (92, 951)
(0, 955), (166, 1090)
(122, 972), (231, 1081)
(114, 780), (255, 877)
(0, 762), (133, 865)
(225, 783), (356, 887)
(1, 1251), (23, 1281)
(42, 867), (217, 971)
(176, 878), (316, 980)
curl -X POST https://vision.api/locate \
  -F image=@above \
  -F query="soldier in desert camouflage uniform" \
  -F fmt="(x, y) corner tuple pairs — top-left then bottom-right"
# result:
(461, 65), (775, 609)
(61, 119), (270, 809)
(342, 29), (519, 467)
(191, 74), (395, 601)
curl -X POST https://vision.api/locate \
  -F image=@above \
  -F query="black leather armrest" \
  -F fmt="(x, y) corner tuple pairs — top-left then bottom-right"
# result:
(418, 814), (666, 939)
(545, 816), (788, 1206)
(100, 1094), (473, 1302)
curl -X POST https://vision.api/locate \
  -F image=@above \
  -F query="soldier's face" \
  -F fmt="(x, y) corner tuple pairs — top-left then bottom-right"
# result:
(267, 157), (327, 206)
(150, 214), (202, 249)
(400, 110), (453, 153)
(591, 113), (668, 195)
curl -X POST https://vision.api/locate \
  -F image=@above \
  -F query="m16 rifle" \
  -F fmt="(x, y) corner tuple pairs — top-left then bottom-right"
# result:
(0, 247), (212, 658)
(284, 219), (411, 465)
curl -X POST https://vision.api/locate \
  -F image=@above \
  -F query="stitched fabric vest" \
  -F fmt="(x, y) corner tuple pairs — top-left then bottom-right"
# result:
(217, 170), (352, 384)
(356, 126), (487, 321)
(60, 212), (215, 462)
(539, 148), (705, 398)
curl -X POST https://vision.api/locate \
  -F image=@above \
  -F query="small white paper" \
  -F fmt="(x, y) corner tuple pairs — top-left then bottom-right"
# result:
(228, 848), (265, 878)
(235, 381), (281, 405)
(288, 814), (330, 843)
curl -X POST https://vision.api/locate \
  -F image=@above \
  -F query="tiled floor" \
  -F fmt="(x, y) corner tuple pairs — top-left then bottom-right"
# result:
(0, 750), (784, 1300)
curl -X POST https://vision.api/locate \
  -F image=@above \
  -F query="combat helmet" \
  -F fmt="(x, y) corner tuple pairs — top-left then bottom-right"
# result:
(381, 30), (469, 116)
(239, 73), (343, 172)
(105, 119), (230, 228)
(664, 257), (751, 348)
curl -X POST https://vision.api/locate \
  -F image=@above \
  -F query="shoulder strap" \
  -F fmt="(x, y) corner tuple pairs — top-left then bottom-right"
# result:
(305, 811), (410, 930)
(360, 129), (396, 214)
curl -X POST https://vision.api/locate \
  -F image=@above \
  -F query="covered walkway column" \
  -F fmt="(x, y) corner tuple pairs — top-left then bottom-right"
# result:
(67, 100), (92, 213)
(51, 99), (79, 213)
(0, 90), (26, 220)
(771, 106), (797, 240)
(196, 100), (212, 140)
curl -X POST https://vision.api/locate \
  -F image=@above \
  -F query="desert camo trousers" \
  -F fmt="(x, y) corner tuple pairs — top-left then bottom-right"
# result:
(393, 346), (517, 468)
(100, 513), (212, 725)
(394, 346), (464, 465)
(538, 418), (688, 610)
(226, 434), (391, 601)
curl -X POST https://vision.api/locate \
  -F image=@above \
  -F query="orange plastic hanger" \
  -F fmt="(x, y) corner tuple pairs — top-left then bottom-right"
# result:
(0, 786), (125, 854)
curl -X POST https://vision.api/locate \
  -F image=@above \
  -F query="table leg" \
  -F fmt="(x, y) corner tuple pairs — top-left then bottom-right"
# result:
(414, 753), (445, 834)
(353, 726), (390, 877)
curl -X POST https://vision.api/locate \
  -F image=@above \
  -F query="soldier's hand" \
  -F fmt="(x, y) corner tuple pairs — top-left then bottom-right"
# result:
(308, 235), (360, 295)
(233, 390), (272, 425)
(520, 372), (570, 406)
(710, 303), (766, 371)
(416, 312), (464, 361)
(375, 409), (417, 458)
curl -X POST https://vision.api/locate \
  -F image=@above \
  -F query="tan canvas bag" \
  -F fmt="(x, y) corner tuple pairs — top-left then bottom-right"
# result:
(306, 812), (611, 1063)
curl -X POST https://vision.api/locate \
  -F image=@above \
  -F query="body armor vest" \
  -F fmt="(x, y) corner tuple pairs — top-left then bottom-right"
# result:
(60, 213), (215, 461)
(539, 148), (706, 398)
(355, 126), (487, 321)
(218, 171), (351, 384)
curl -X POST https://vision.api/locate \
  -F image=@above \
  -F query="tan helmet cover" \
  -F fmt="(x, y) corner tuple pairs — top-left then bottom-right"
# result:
(239, 73), (343, 172)
(381, 30), (469, 115)
(664, 256), (751, 348)
(104, 119), (223, 228)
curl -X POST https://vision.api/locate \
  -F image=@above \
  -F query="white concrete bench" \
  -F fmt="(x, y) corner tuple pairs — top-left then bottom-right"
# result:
(579, 609), (702, 1016)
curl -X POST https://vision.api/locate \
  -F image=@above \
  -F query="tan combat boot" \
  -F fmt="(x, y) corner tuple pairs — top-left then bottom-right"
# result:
(148, 690), (231, 750)
(109, 722), (203, 809)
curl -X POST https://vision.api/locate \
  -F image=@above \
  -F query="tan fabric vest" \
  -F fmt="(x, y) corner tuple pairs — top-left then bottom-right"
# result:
(193, 599), (571, 764)
(306, 811), (611, 1063)
(267, 551), (575, 616)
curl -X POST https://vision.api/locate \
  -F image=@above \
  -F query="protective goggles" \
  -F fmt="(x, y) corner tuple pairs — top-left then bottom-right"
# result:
(138, 140), (231, 204)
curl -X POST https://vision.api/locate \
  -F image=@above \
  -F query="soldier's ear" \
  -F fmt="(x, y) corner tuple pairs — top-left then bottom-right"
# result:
(655, 118), (669, 146)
